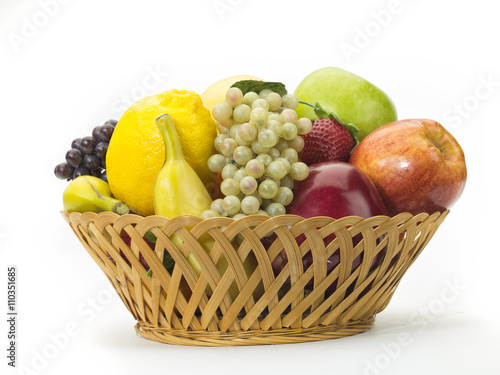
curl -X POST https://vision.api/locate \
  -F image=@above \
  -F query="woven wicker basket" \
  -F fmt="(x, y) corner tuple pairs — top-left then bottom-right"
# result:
(62, 210), (448, 346)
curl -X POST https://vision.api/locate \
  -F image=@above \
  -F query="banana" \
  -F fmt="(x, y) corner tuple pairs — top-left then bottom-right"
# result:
(63, 175), (129, 215)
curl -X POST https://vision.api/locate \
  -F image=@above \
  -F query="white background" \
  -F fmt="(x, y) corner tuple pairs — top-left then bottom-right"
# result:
(1, 0), (499, 374)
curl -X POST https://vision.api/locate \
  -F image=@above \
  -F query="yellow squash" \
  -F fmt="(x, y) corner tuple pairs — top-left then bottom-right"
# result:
(154, 114), (261, 299)
(154, 114), (213, 217)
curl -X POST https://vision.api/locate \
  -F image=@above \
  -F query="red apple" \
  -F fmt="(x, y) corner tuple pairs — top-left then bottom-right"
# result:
(287, 161), (388, 219)
(271, 161), (389, 294)
(349, 119), (467, 216)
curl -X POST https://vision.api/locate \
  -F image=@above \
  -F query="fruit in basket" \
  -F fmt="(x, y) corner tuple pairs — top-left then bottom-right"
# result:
(294, 67), (397, 140)
(153, 113), (211, 274)
(153, 114), (259, 299)
(300, 117), (353, 164)
(202, 85), (312, 218)
(54, 119), (117, 182)
(106, 90), (217, 216)
(106, 231), (176, 279)
(277, 162), (388, 292)
(201, 74), (262, 117)
(299, 103), (359, 165)
(118, 232), (175, 273)
(349, 118), (467, 216)
(154, 114), (213, 217)
(63, 175), (129, 215)
(287, 161), (388, 220)
(108, 232), (155, 270)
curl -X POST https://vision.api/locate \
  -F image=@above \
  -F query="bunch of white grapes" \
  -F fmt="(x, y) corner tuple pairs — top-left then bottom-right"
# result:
(203, 87), (313, 219)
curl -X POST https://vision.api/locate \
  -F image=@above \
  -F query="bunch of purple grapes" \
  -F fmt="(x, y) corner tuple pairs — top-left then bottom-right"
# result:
(54, 120), (117, 182)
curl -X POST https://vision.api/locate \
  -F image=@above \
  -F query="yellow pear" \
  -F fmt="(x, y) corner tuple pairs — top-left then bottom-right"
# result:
(201, 74), (262, 115)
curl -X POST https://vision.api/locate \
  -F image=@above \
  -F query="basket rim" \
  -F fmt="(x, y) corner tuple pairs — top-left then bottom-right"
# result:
(61, 209), (448, 223)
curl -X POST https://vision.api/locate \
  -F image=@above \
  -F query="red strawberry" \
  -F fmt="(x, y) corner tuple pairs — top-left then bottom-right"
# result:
(300, 118), (355, 165)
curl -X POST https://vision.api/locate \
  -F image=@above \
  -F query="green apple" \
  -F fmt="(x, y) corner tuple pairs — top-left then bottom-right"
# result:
(294, 67), (397, 140)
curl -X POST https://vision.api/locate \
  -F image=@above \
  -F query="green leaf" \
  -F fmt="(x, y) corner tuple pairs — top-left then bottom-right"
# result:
(231, 80), (288, 96)
(144, 228), (175, 274)
(144, 230), (157, 243)
(344, 122), (360, 141)
(310, 102), (331, 119)
(314, 102), (360, 149)
(146, 269), (152, 277)
(349, 135), (360, 155)
(162, 253), (175, 274)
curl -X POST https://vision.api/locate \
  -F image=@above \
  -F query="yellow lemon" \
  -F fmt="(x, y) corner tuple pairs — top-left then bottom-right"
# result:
(106, 89), (216, 216)
(201, 74), (262, 115)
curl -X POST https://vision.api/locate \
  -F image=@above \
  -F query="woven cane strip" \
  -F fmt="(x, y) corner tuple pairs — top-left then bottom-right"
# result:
(134, 317), (375, 346)
(62, 210), (448, 346)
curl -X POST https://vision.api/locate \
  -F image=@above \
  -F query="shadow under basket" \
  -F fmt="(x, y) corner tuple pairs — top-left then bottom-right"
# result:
(62, 210), (448, 346)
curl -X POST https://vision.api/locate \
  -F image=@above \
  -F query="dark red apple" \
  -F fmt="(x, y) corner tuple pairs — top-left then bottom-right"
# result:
(287, 161), (388, 219)
(349, 119), (467, 216)
(271, 161), (388, 294)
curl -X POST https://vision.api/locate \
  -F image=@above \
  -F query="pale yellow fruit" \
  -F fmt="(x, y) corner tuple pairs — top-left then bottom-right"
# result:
(201, 75), (263, 115)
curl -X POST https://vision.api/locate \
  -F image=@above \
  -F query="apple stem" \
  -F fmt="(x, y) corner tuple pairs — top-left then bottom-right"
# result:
(299, 101), (319, 111)
(300, 101), (343, 123)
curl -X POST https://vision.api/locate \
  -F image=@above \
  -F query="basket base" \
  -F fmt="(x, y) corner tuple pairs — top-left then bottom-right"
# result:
(134, 317), (375, 346)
